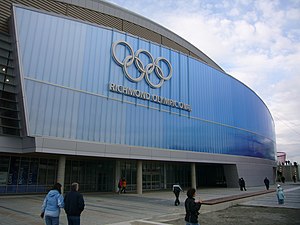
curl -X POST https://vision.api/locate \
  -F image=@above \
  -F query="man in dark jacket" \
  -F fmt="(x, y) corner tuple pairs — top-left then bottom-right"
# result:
(264, 177), (270, 190)
(64, 182), (85, 225)
(185, 188), (202, 225)
(239, 178), (247, 191)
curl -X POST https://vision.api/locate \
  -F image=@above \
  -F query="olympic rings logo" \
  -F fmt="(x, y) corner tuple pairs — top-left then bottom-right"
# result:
(111, 40), (173, 89)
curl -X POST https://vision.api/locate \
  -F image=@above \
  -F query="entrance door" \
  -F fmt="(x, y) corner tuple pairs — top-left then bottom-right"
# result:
(142, 172), (162, 190)
(196, 164), (226, 187)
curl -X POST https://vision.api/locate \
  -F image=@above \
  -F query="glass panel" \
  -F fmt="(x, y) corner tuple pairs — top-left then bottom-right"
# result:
(7, 157), (20, 193)
(71, 160), (79, 183)
(78, 161), (85, 186)
(18, 157), (30, 185)
(28, 158), (39, 185)
(47, 159), (57, 185)
(120, 160), (136, 191)
(8, 157), (19, 185)
(0, 156), (9, 186)
(142, 161), (164, 190)
(38, 159), (47, 185)
(166, 162), (190, 189)
(97, 160), (115, 192)
(64, 159), (114, 192)
(64, 160), (72, 192)
(85, 161), (96, 191)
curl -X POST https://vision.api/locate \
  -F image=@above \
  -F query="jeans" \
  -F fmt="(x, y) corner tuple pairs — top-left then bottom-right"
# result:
(186, 222), (199, 225)
(45, 216), (59, 225)
(67, 215), (81, 225)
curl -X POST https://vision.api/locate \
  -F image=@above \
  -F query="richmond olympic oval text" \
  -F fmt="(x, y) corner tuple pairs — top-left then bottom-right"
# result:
(109, 83), (192, 112)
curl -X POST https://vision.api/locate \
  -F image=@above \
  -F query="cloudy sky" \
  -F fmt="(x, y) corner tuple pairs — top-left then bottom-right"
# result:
(106, 0), (300, 163)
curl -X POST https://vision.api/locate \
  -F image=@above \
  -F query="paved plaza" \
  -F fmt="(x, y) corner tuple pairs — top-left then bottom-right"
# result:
(0, 183), (299, 225)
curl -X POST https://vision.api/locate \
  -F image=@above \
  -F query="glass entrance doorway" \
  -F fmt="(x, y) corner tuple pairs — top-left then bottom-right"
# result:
(196, 163), (226, 187)
(142, 161), (164, 190)
(65, 158), (114, 192)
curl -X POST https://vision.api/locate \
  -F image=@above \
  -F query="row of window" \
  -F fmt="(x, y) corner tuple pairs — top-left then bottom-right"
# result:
(0, 156), (57, 193)
(0, 155), (226, 194)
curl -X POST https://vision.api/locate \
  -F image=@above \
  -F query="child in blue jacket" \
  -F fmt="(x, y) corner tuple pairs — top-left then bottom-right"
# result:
(276, 184), (285, 204)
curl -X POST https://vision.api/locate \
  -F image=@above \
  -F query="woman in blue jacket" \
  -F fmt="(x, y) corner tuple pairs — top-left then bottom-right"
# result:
(41, 183), (64, 225)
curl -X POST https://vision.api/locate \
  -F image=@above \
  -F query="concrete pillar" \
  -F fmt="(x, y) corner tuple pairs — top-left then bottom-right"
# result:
(137, 160), (143, 195)
(191, 162), (196, 190)
(115, 160), (121, 192)
(57, 155), (66, 194)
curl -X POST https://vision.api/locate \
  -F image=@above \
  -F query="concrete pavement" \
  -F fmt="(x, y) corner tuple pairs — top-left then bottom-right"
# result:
(0, 182), (299, 225)
(241, 183), (300, 209)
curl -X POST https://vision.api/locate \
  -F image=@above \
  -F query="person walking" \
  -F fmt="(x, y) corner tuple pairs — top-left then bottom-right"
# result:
(276, 184), (285, 204)
(118, 178), (123, 194)
(184, 188), (202, 225)
(41, 183), (64, 225)
(172, 182), (183, 206)
(239, 178), (247, 191)
(64, 182), (85, 225)
(292, 175), (296, 183)
(121, 177), (127, 193)
(238, 178), (242, 191)
(264, 177), (270, 190)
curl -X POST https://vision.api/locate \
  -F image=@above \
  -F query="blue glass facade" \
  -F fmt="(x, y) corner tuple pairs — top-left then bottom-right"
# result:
(13, 6), (275, 160)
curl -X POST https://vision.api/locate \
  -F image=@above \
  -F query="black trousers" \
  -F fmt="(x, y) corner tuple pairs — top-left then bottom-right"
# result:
(174, 191), (180, 205)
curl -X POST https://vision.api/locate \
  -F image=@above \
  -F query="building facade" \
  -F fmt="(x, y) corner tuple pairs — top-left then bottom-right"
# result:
(0, 0), (276, 194)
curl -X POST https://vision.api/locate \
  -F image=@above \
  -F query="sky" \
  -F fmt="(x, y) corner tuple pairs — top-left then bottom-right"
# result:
(105, 0), (300, 163)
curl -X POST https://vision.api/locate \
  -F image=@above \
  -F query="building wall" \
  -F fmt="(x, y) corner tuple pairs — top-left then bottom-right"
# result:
(0, 1), (277, 193)
(236, 162), (276, 186)
(12, 5), (276, 160)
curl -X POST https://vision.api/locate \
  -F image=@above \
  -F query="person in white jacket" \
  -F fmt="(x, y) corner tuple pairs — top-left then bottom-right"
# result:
(172, 182), (183, 206)
(41, 183), (64, 225)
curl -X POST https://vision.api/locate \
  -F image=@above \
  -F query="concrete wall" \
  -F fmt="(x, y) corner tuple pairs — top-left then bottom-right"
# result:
(236, 162), (276, 187)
